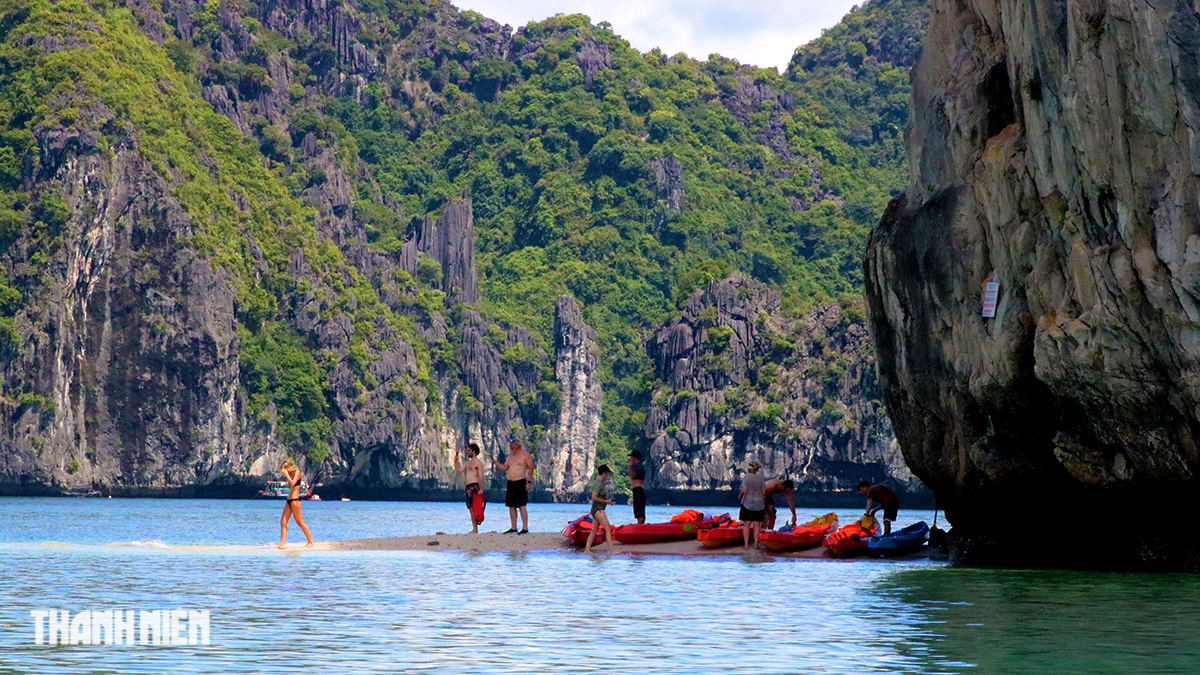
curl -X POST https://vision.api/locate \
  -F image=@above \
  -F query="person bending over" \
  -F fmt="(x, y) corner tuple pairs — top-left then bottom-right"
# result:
(858, 481), (899, 535)
(762, 478), (796, 530)
(492, 440), (534, 534)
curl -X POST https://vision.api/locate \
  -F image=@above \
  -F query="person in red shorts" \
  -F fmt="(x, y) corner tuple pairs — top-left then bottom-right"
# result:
(454, 443), (486, 534)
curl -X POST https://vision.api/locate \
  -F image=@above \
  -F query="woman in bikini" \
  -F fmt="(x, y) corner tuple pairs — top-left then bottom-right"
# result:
(278, 459), (314, 549)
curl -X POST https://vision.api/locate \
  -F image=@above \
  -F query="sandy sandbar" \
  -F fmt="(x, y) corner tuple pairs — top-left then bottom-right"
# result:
(276, 531), (929, 560)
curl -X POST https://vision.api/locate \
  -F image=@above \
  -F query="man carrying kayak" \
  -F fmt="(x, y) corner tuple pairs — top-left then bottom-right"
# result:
(628, 450), (647, 524)
(858, 481), (899, 535)
(762, 479), (796, 530)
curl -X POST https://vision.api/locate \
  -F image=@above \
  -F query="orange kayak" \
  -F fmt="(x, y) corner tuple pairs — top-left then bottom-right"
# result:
(697, 526), (746, 549)
(759, 523), (835, 552)
(561, 515), (607, 546)
(612, 518), (716, 544)
(822, 521), (878, 558)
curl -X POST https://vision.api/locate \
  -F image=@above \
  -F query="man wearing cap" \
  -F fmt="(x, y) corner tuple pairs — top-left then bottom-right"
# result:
(493, 440), (534, 534)
(628, 451), (647, 524)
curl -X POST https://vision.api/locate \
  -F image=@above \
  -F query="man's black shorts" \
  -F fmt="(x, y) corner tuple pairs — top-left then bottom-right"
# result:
(632, 486), (646, 520)
(882, 499), (899, 521)
(870, 499), (900, 521)
(505, 479), (528, 508)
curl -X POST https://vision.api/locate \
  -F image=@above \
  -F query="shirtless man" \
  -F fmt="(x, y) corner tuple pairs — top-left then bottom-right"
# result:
(492, 440), (533, 534)
(762, 478), (796, 530)
(628, 450), (647, 524)
(454, 442), (486, 534)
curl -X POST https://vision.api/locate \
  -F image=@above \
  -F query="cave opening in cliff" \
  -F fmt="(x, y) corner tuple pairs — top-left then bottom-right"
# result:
(982, 61), (1017, 139)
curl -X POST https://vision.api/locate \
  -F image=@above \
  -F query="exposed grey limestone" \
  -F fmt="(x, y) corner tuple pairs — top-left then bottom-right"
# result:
(646, 277), (911, 495)
(548, 296), (602, 498)
(865, 0), (1200, 568)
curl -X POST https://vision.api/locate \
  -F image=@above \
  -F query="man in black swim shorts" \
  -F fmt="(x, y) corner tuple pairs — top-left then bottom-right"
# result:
(492, 440), (534, 533)
(628, 450), (647, 524)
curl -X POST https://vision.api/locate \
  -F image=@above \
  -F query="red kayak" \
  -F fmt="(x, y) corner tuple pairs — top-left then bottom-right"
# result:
(562, 515), (608, 546)
(760, 524), (834, 552)
(697, 526), (745, 549)
(823, 521), (878, 558)
(612, 517), (717, 544)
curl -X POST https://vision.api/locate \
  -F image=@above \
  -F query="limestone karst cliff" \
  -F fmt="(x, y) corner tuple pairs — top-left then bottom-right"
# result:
(646, 276), (915, 498)
(0, 0), (930, 498)
(865, 0), (1200, 568)
(548, 296), (602, 498)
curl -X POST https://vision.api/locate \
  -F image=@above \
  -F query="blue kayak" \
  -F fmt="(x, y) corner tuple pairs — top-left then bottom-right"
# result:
(864, 521), (929, 557)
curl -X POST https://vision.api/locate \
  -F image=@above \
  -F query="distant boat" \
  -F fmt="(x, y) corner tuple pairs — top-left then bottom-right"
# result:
(63, 487), (102, 498)
(255, 480), (313, 500)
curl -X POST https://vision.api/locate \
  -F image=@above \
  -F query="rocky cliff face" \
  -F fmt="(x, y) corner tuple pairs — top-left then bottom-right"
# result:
(0, 0), (925, 500)
(0, 147), (246, 492)
(547, 296), (602, 498)
(646, 277), (913, 496)
(865, 0), (1200, 568)
(0, 0), (598, 497)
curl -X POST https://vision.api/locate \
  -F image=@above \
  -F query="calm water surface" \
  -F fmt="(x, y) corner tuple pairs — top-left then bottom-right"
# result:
(0, 498), (1197, 674)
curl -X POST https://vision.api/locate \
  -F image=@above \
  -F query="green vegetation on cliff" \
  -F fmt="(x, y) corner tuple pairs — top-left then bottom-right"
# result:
(0, 0), (927, 480)
(0, 0), (433, 460)
(313, 0), (926, 467)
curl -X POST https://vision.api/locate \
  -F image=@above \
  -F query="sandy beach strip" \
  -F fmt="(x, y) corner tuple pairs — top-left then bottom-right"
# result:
(289, 532), (928, 560)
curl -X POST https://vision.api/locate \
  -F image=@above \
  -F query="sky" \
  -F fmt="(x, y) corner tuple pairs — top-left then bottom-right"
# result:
(450, 0), (866, 71)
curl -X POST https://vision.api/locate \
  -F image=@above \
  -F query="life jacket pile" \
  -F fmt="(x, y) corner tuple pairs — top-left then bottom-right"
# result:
(709, 513), (739, 529)
(669, 509), (705, 523)
(823, 521), (877, 546)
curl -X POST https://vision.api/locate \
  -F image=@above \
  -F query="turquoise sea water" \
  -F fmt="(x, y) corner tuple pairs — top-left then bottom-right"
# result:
(1, 498), (1198, 674)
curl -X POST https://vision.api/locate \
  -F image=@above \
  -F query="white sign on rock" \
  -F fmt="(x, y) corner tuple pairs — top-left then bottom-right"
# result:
(981, 281), (1000, 318)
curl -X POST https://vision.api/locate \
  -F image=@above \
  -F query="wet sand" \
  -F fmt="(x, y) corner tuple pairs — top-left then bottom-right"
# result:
(289, 532), (928, 560)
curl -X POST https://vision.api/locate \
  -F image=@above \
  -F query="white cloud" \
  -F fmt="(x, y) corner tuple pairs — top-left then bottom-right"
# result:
(451, 0), (864, 71)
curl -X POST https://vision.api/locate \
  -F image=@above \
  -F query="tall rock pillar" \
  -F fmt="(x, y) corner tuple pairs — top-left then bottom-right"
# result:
(550, 296), (602, 497)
